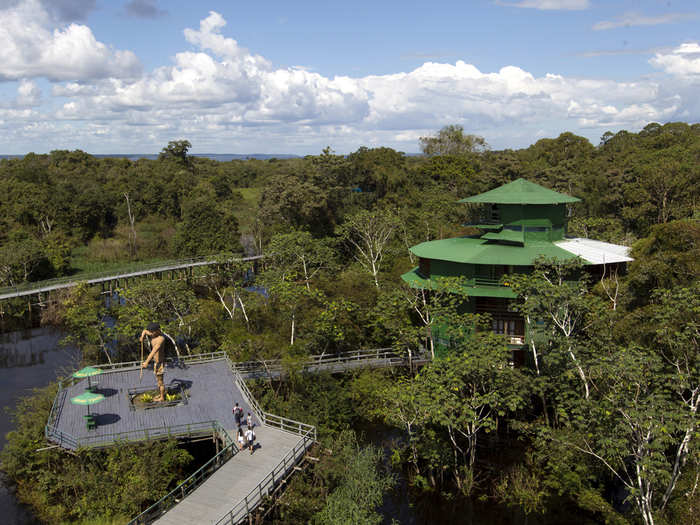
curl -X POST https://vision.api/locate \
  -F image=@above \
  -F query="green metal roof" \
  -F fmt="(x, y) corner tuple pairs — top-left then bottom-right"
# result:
(410, 236), (579, 265)
(481, 229), (524, 244)
(401, 269), (517, 298)
(458, 178), (581, 205)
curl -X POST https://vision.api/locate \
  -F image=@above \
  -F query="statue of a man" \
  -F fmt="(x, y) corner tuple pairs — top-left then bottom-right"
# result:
(140, 322), (166, 402)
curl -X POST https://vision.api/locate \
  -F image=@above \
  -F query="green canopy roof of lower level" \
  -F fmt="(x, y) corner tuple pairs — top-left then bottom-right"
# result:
(401, 269), (517, 298)
(410, 236), (578, 266)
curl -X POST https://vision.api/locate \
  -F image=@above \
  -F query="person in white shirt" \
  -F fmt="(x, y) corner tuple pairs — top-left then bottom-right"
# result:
(244, 427), (255, 455)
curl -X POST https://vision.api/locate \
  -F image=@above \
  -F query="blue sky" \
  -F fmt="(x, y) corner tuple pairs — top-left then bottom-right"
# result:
(1, 0), (699, 154)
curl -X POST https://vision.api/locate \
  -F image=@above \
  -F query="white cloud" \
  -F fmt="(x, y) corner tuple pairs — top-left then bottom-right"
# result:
(593, 12), (690, 31)
(15, 79), (41, 106)
(5, 10), (700, 154)
(0, 0), (141, 81)
(52, 12), (370, 125)
(499, 0), (590, 10)
(650, 43), (700, 76)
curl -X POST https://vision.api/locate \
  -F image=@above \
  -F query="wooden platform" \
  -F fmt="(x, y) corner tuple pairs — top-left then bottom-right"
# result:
(48, 360), (258, 450)
(153, 426), (305, 525)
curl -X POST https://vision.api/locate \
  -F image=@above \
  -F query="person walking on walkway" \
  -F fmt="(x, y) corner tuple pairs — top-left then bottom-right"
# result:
(140, 323), (166, 402)
(237, 427), (245, 451)
(246, 412), (253, 428)
(245, 426), (255, 455)
(233, 402), (243, 427)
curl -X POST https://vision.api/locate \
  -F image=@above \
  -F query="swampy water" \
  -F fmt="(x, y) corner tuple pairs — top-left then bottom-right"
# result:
(0, 328), (80, 525)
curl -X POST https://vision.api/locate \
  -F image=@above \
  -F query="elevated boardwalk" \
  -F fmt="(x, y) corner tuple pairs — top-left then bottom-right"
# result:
(153, 426), (308, 525)
(0, 254), (263, 301)
(46, 355), (260, 450)
(234, 348), (429, 380)
(46, 349), (422, 524)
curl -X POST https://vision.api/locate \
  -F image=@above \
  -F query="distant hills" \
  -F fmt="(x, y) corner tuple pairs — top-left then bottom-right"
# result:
(0, 153), (301, 161)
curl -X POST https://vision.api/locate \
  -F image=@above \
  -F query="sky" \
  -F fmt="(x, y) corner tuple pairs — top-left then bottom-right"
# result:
(0, 0), (699, 154)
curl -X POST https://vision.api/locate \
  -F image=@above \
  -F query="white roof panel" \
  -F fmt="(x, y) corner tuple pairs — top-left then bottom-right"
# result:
(555, 237), (633, 264)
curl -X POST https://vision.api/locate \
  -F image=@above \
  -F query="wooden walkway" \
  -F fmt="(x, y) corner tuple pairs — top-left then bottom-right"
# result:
(234, 348), (429, 380)
(45, 350), (420, 524)
(0, 254), (263, 301)
(153, 426), (304, 525)
(46, 358), (260, 450)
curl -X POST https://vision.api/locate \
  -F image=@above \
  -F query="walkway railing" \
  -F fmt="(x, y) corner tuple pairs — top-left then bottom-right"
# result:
(123, 357), (316, 525)
(0, 253), (263, 300)
(46, 419), (226, 451)
(127, 424), (234, 525)
(231, 347), (414, 377)
(51, 348), (414, 524)
(46, 349), (413, 449)
(214, 428), (315, 525)
(227, 356), (317, 440)
(45, 353), (230, 448)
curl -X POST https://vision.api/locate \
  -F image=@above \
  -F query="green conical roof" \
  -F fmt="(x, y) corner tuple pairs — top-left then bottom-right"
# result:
(458, 178), (580, 205)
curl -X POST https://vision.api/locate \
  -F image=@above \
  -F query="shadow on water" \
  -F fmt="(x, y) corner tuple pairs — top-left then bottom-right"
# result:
(0, 327), (80, 525)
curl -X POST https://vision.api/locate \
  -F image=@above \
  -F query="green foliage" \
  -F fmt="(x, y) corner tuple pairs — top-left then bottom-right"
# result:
(0, 384), (193, 524)
(626, 219), (700, 306)
(158, 140), (192, 165)
(61, 283), (114, 364)
(173, 198), (241, 255)
(419, 125), (489, 156)
(313, 430), (394, 525)
(2, 126), (700, 522)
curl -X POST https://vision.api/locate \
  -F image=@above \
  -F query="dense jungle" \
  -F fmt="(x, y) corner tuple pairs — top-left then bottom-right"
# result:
(0, 122), (699, 525)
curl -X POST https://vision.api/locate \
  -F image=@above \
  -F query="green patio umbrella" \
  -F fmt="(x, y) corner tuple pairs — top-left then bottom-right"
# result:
(70, 391), (105, 415)
(73, 366), (102, 391)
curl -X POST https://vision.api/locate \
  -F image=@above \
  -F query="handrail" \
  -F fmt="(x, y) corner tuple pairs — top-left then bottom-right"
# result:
(127, 422), (234, 525)
(46, 420), (225, 450)
(226, 355), (316, 440)
(231, 347), (403, 375)
(47, 348), (410, 450)
(0, 253), (264, 299)
(47, 351), (318, 525)
(213, 430), (315, 525)
(91, 351), (228, 372)
(468, 277), (509, 287)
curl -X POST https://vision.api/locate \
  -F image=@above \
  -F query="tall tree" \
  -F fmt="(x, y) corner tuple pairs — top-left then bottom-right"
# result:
(338, 208), (398, 288)
(268, 230), (335, 291)
(158, 140), (192, 166)
(419, 125), (488, 156)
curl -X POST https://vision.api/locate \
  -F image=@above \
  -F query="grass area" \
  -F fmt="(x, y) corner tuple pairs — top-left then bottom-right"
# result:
(70, 245), (170, 276)
(232, 187), (262, 230)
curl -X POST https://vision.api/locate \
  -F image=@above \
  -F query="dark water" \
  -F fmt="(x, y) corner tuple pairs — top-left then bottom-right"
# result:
(0, 328), (81, 525)
(356, 421), (536, 525)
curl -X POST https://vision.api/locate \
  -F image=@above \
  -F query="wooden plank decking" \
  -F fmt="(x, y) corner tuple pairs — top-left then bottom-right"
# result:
(46, 350), (419, 524)
(48, 359), (259, 450)
(153, 426), (305, 525)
